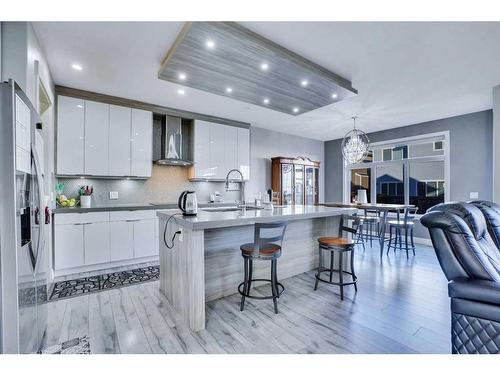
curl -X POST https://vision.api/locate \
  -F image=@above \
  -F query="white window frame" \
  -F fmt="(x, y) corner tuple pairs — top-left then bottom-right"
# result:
(343, 131), (450, 211)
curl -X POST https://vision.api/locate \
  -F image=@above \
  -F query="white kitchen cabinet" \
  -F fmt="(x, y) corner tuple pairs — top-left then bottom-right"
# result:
(209, 122), (226, 179)
(109, 105), (132, 176)
(133, 219), (156, 258)
(237, 128), (250, 180)
(54, 223), (84, 270)
(191, 120), (211, 178)
(224, 126), (238, 174)
(84, 222), (111, 265)
(131, 109), (152, 177)
(57, 96), (85, 175)
(190, 120), (250, 181)
(110, 221), (134, 262)
(85, 100), (109, 176)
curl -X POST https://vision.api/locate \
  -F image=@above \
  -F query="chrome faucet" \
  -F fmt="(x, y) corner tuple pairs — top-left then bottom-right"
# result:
(225, 169), (245, 207)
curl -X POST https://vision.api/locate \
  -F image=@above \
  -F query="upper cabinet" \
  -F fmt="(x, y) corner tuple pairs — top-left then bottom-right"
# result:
(109, 105), (132, 176)
(190, 120), (250, 181)
(57, 96), (85, 175)
(237, 128), (250, 180)
(131, 109), (153, 177)
(56, 95), (152, 178)
(85, 100), (109, 176)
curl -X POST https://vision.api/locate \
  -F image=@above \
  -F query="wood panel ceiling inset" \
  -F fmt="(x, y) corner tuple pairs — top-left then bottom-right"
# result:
(158, 22), (357, 116)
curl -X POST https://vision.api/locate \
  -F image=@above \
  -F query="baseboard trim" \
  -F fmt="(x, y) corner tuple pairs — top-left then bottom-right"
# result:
(413, 237), (433, 246)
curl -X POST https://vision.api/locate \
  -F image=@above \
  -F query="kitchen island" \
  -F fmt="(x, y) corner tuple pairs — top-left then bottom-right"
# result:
(157, 205), (354, 331)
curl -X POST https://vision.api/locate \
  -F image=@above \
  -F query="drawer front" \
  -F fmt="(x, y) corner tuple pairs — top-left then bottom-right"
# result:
(54, 212), (110, 225)
(109, 209), (157, 221)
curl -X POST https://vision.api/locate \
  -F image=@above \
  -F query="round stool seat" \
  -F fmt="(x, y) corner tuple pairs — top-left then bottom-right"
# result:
(388, 220), (415, 226)
(359, 215), (379, 222)
(318, 237), (354, 248)
(240, 242), (281, 257)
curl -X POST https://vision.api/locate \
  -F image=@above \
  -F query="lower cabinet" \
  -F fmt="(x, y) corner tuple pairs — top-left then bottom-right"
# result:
(54, 210), (159, 275)
(54, 223), (85, 270)
(133, 219), (157, 258)
(110, 221), (134, 261)
(84, 222), (111, 265)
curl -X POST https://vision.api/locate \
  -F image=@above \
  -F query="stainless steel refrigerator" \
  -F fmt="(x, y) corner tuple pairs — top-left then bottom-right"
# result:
(0, 80), (48, 353)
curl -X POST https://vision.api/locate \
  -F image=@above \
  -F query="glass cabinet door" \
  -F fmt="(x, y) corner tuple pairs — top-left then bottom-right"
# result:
(294, 165), (304, 205)
(305, 166), (314, 205)
(281, 164), (293, 205)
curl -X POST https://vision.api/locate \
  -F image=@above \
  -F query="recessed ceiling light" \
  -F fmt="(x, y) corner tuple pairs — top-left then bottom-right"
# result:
(293, 107), (299, 113)
(206, 40), (215, 49)
(263, 98), (270, 104)
(72, 63), (83, 71)
(331, 93), (338, 99)
(260, 63), (269, 71)
(226, 87), (233, 93)
(301, 80), (308, 87)
(178, 73), (187, 80)
(177, 89), (185, 95)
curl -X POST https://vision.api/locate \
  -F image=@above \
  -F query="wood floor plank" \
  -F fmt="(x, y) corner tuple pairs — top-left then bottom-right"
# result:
(43, 244), (451, 354)
(108, 288), (152, 354)
(88, 292), (120, 354)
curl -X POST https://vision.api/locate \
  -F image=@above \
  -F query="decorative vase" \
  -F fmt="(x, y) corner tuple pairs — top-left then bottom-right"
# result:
(80, 195), (91, 208)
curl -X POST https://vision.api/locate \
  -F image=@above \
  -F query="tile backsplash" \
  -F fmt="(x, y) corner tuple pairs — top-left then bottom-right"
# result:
(56, 164), (240, 206)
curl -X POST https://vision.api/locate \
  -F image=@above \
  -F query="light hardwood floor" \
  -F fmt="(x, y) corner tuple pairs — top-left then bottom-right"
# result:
(43, 244), (451, 354)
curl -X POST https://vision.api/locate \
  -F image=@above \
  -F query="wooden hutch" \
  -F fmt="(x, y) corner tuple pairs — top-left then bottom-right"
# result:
(271, 156), (320, 205)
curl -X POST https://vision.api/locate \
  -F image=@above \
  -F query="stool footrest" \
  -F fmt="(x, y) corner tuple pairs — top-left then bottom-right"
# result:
(315, 268), (358, 286)
(238, 278), (284, 300)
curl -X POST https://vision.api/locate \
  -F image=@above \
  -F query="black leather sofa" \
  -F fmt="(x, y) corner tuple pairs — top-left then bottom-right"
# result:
(421, 202), (500, 354)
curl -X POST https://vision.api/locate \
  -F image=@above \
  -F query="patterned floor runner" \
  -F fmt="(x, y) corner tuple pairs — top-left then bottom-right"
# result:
(49, 265), (159, 300)
(41, 336), (91, 354)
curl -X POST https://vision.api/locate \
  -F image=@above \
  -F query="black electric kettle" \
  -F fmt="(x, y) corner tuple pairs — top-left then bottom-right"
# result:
(178, 190), (198, 216)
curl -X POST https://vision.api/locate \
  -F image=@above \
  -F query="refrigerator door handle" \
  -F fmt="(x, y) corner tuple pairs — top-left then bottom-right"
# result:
(32, 149), (45, 272)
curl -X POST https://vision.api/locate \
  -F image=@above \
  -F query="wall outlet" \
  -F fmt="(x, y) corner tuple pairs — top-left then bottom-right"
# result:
(178, 230), (183, 242)
(109, 191), (119, 200)
(469, 192), (479, 199)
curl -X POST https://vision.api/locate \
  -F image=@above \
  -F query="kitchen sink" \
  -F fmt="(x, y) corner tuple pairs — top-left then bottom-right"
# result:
(201, 206), (263, 213)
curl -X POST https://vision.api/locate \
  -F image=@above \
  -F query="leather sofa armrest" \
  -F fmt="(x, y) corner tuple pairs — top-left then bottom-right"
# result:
(449, 278), (500, 306)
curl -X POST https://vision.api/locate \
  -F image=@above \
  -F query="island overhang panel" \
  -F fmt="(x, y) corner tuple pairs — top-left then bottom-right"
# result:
(157, 206), (355, 331)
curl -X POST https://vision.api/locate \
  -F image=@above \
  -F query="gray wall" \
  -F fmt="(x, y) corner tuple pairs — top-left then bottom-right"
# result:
(57, 126), (325, 206)
(325, 110), (493, 239)
(246, 126), (325, 202)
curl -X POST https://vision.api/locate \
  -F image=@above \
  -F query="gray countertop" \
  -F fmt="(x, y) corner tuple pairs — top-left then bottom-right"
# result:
(157, 205), (356, 230)
(52, 202), (236, 214)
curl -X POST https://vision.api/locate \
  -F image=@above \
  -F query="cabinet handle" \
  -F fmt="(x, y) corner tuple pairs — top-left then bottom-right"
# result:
(125, 219), (140, 222)
(73, 223), (86, 226)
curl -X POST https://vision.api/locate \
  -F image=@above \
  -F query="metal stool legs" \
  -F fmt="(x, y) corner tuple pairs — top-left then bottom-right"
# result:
(314, 246), (357, 301)
(387, 225), (416, 258)
(238, 257), (284, 314)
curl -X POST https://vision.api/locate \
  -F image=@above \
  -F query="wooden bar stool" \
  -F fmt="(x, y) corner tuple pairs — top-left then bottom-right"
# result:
(314, 215), (360, 300)
(238, 221), (288, 314)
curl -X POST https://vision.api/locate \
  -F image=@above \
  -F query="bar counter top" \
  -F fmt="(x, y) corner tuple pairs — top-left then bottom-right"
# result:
(157, 205), (355, 230)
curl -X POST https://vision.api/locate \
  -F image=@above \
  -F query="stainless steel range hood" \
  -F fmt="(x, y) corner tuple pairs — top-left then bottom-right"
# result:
(153, 114), (193, 166)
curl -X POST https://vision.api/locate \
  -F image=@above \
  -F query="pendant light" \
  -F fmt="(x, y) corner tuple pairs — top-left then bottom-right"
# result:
(341, 116), (370, 164)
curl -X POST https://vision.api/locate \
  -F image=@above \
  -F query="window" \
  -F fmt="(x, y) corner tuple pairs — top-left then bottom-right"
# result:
(433, 141), (443, 151)
(350, 168), (371, 203)
(376, 164), (404, 205)
(382, 148), (392, 161)
(409, 161), (445, 212)
(381, 145), (408, 161)
(345, 132), (449, 212)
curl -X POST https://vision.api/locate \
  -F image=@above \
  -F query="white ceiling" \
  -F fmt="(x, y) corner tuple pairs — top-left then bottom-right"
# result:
(33, 21), (500, 141)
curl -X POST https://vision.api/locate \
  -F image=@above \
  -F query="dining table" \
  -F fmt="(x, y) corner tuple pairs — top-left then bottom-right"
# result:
(322, 202), (416, 257)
